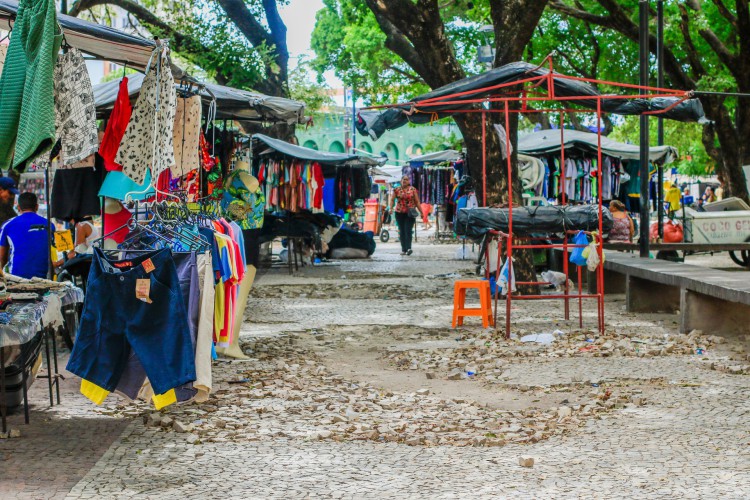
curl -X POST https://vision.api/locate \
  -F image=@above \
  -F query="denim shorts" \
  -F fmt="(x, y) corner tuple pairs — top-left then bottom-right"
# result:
(66, 248), (196, 396)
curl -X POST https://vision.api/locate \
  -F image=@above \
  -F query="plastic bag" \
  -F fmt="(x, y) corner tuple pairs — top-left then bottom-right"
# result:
(585, 242), (601, 271)
(541, 270), (567, 288)
(499, 257), (517, 295)
(569, 231), (589, 266)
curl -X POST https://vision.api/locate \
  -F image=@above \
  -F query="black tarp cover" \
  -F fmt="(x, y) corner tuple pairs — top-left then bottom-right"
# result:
(455, 205), (614, 240)
(357, 61), (709, 141)
(408, 149), (461, 164)
(252, 134), (379, 173)
(93, 73), (306, 124)
(518, 129), (678, 163)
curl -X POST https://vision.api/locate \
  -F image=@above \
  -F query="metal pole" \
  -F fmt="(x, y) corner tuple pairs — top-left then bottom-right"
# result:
(482, 110), (487, 206)
(657, 0), (665, 239)
(352, 89), (357, 151)
(45, 166), (53, 279)
(639, 0), (651, 258)
(61, 0), (67, 14)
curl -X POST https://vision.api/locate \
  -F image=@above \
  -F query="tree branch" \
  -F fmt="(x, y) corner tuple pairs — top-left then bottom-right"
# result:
(677, 4), (707, 78)
(550, 0), (695, 89)
(711, 0), (737, 27)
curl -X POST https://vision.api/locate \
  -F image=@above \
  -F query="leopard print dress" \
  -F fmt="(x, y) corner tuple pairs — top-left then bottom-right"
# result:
(116, 47), (176, 185)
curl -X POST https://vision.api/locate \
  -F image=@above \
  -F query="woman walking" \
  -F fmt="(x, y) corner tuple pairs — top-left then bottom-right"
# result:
(389, 176), (423, 255)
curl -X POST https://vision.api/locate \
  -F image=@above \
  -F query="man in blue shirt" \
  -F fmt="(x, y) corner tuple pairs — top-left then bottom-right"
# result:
(0, 192), (50, 279)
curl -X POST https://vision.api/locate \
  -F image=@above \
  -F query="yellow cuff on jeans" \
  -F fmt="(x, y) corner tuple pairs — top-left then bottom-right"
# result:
(152, 389), (177, 410)
(80, 379), (110, 405)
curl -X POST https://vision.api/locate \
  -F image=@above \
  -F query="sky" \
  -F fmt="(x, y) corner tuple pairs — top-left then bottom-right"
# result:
(278, 0), (346, 104)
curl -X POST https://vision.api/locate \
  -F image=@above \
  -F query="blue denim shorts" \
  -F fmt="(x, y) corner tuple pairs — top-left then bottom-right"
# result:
(66, 248), (196, 395)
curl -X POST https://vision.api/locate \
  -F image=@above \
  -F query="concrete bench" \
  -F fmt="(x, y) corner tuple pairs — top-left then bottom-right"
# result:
(598, 252), (750, 335)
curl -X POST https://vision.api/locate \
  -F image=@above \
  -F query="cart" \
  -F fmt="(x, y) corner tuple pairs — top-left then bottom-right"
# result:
(679, 197), (750, 266)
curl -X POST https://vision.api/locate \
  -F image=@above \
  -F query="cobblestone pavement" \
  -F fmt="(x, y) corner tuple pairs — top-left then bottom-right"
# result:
(0, 351), (130, 499)
(3, 242), (750, 498)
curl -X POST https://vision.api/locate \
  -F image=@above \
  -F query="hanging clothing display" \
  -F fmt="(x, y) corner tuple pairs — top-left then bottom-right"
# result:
(538, 154), (624, 203)
(116, 46), (176, 185)
(49, 48), (99, 168)
(99, 76), (132, 172)
(256, 158), (326, 213)
(49, 158), (106, 220)
(334, 166), (371, 212)
(221, 170), (265, 230)
(403, 165), (455, 205)
(0, 0), (61, 170)
(171, 95), (202, 178)
(66, 248), (197, 409)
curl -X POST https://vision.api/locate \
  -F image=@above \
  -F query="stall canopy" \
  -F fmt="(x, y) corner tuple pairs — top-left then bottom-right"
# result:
(357, 61), (709, 141)
(0, 0), (156, 72)
(408, 149), (462, 164)
(518, 129), (678, 163)
(252, 133), (380, 175)
(93, 73), (306, 124)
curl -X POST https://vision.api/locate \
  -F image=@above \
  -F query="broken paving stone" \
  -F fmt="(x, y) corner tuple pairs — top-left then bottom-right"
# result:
(447, 369), (464, 380)
(519, 456), (535, 468)
(416, 388), (430, 396)
(173, 421), (193, 433)
(9, 428), (21, 438)
(186, 434), (201, 445)
(426, 372), (437, 380)
(160, 416), (174, 428)
(557, 406), (572, 419)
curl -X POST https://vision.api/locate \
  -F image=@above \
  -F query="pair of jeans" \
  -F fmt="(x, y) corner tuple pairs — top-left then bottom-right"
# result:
(67, 248), (196, 396)
(395, 211), (415, 253)
(113, 251), (200, 401)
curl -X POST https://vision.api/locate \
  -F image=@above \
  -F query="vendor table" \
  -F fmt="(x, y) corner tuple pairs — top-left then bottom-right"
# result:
(0, 284), (83, 433)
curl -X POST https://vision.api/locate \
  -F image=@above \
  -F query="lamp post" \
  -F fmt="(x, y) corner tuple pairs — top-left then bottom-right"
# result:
(639, 0), (650, 258)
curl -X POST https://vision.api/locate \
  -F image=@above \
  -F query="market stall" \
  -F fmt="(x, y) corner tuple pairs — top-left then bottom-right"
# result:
(404, 149), (464, 239)
(251, 133), (380, 264)
(517, 129), (678, 210)
(0, 277), (83, 432)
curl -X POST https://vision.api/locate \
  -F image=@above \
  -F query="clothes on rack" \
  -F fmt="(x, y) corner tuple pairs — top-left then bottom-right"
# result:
(99, 76), (132, 172)
(538, 155), (625, 203)
(334, 166), (371, 212)
(67, 248), (196, 409)
(0, 0), (61, 170)
(256, 158), (326, 213)
(172, 95), (202, 178)
(403, 165), (455, 205)
(221, 170), (265, 230)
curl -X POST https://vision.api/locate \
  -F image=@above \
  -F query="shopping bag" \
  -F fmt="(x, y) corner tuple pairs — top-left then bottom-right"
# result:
(569, 231), (589, 266)
(586, 241), (601, 271)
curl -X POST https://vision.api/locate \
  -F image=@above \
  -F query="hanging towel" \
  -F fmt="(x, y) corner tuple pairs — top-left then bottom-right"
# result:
(34, 48), (99, 168)
(171, 95), (201, 177)
(116, 48), (176, 185)
(99, 76), (133, 171)
(0, 0), (62, 170)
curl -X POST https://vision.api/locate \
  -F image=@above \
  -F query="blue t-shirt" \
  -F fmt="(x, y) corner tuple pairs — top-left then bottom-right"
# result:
(0, 212), (49, 279)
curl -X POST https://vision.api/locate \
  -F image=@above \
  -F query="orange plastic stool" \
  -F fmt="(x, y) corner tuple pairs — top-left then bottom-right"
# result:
(452, 280), (494, 328)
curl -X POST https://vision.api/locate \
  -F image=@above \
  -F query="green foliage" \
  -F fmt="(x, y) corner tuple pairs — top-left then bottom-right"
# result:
(288, 58), (334, 116)
(609, 116), (714, 176)
(99, 66), (139, 83)
(424, 129), (463, 152)
(311, 0), (488, 105)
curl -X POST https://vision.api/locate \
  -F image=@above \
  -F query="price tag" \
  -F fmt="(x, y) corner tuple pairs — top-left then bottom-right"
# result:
(135, 278), (152, 303)
(142, 258), (155, 273)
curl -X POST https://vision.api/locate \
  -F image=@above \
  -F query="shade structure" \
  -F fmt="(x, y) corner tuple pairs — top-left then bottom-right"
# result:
(93, 73), (306, 124)
(518, 129), (678, 163)
(0, 0), (155, 72)
(357, 61), (709, 141)
(252, 133), (380, 167)
(408, 149), (462, 164)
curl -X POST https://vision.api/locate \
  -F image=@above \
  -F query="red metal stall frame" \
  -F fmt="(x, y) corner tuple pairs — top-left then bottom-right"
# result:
(363, 56), (691, 337)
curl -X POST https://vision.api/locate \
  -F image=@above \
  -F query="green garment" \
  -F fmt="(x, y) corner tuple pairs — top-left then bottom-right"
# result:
(0, 0), (61, 170)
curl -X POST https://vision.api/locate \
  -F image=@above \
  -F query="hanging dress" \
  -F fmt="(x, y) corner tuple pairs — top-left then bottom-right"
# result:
(99, 76), (133, 171)
(116, 47), (176, 185)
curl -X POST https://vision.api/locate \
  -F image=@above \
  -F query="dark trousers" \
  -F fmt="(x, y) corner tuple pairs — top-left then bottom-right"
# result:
(395, 212), (415, 252)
